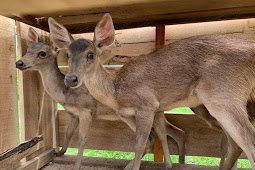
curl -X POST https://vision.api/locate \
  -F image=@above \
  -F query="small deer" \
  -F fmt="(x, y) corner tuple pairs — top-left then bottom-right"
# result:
(55, 13), (255, 170)
(16, 26), (186, 170)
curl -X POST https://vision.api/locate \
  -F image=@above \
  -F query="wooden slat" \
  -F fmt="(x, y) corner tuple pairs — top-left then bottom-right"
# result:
(9, 15), (48, 32)
(2, 0), (255, 17)
(0, 16), (19, 154)
(52, 101), (59, 151)
(0, 136), (43, 169)
(153, 25), (165, 162)
(3, 0), (255, 33)
(16, 149), (55, 170)
(63, 8), (255, 34)
(58, 110), (225, 158)
(2, 1), (255, 33)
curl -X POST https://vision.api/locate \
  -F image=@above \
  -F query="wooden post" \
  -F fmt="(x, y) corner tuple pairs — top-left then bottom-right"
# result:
(154, 25), (165, 162)
(0, 16), (19, 153)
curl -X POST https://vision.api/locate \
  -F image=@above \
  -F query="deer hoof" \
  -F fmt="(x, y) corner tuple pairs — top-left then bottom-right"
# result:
(55, 150), (65, 157)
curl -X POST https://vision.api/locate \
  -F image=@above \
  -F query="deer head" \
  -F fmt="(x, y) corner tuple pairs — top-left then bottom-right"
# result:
(15, 27), (58, 71)
(49, 14), (115, 88)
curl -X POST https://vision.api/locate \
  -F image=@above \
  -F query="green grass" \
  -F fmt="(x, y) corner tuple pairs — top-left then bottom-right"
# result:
(64, 148), (251, 168)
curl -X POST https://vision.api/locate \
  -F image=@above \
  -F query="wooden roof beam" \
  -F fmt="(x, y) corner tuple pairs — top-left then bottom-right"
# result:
(8, 14), (49, 32)
(46, 6), (255, 34)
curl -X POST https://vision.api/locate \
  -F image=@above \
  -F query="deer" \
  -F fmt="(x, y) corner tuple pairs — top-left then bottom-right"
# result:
(15, 26), (187, 170)
(51, 13), (255, 170)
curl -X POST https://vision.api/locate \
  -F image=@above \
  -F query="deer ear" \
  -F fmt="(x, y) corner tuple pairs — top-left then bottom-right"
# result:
(27, 27), (39, 46)
(48, 17), (73, 50)
(94, 13), (115, 53)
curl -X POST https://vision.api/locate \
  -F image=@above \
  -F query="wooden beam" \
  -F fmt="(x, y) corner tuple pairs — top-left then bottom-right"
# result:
(10, 15), (49, 32)
(0, 16), (19, 155)
(155, 25), (165, 50)
(47, 6), (255, 34)
(16, 149), (55, 170)
(0, 136), (43, 169)
(153, 25), (165, 162)
(3, 1), (255, 33)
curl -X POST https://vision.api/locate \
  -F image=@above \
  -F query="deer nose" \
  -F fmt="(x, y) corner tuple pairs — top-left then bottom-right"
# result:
(16, 60), (24, 69)
(65, 75), (79, 87)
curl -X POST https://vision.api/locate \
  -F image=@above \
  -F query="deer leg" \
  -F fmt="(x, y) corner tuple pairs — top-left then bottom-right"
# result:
(125, 131), (157, 170)
(74, 109), (92, 170)
(131, 109), (156, 170)
(220, 130), (228, 168)
(153, 112), (173, 169)
(56, 114), (79, 156)
(191, 105), (220, 129)
(220, 130), (241, 170)
(201, 102), (255, 169)
(163, 116), (186, 164)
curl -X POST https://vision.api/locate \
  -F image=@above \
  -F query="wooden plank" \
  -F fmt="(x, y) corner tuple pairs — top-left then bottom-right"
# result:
(17, 21), (53, 161)
(52, 101), (59, 151)
(0, 16), (19, 154)
(0, 136), (43, 169)
(153, 25), (165, 162)
(9, 15), (48, 32)
(63, 9), (255, 34)
(2, 1), (255, 33)
(58, 111), (225, 157)
(16, 149), (55, 170)
(2, 0), (255, 17)
(46, 156), (249, 170)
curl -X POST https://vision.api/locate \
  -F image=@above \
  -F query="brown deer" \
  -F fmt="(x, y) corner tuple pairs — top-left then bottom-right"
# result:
(16, 27), (186, 170)
(53, 13), (255, 170)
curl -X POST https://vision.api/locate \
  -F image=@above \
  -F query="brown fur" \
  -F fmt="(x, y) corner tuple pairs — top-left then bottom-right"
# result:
(18, 27), (187, 170)
(62, 14), (255, 170)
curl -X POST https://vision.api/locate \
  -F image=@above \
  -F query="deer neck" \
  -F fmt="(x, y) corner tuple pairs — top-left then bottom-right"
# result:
(84, 63), (119, 111)
(38, 58), (66, 103)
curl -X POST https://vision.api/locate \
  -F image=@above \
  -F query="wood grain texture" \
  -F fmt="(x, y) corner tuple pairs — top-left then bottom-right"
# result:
(0, 136), (43, 169)
(16, 149), (55, 170)
(58, 111), (226, 158)
(0, 16), (19, 154)
(4, 0), (255, 33)
(153, 25), (165, 162)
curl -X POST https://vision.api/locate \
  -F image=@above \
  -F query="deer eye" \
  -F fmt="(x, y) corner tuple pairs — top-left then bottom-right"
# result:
(38, 51), (46, 58)
(87, 52), (94, 60)
(65, 53), (70, 59)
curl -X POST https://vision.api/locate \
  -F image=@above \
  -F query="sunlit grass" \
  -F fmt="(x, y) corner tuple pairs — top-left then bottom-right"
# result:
(64, 148), (251, 168)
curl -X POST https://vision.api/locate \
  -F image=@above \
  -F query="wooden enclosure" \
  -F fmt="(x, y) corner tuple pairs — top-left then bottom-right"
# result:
(1, 1), (255, 169)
